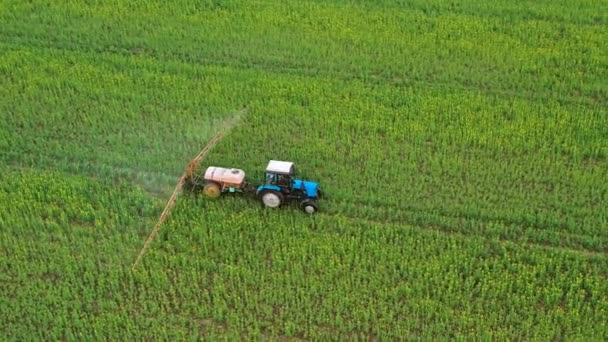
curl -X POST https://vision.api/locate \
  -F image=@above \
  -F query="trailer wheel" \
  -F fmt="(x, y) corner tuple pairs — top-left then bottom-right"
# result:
(300, 199), (318, 214)
(203, 182), (221, 198)
(260, 190), (283, 208)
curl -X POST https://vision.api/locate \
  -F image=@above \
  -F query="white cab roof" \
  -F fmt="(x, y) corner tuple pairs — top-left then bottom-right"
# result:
(266, 160), (294, 175)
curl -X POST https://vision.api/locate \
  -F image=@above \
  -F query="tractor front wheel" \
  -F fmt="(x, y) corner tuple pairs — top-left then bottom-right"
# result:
(300, 199), (318, 214)
(203, 182), (221, 198)
(260, 190), (283, 208)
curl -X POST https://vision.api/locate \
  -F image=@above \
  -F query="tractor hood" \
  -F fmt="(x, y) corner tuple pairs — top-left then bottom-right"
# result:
(293, 179), (319, 198)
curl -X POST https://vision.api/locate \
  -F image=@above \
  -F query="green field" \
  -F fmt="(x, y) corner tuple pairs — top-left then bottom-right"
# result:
(1, 0), (607, 340)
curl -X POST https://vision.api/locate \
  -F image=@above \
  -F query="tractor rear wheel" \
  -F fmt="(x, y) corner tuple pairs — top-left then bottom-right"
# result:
(203, 182), (221, 198)
(260, 190), (283, 208)
(300, 199), (318, 214)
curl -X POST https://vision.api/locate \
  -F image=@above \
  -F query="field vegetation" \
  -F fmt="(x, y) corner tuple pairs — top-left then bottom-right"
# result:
(1, 0), (607, 339)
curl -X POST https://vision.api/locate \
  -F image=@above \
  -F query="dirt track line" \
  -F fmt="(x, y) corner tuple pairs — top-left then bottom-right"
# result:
(327, 197), (607, 248)
(1, 39), (602, 109)
(318, 208), (608, 259)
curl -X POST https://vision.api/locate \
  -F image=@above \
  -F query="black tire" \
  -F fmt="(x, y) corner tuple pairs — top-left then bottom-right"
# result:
(259, 190), (283, 208)
(300, 199), (318, 214)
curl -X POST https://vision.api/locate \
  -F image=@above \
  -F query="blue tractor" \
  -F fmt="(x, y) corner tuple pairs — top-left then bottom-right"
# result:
(256, 160), (321, 213)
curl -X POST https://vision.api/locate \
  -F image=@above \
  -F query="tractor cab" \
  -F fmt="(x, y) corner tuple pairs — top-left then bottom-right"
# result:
(257, 160), (320, 213)
(264, 160), (295, 188)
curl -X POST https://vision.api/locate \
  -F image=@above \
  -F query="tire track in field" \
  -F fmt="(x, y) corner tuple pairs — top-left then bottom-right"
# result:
(342, 197), (603, 242)
(323, 210), (608, 259)
(148, 185), (606, 257)
(5, 159), (180, 198)
(318, 198), (608, 257)
(314, 206), (607, 258)
(0, 38), (604, 109)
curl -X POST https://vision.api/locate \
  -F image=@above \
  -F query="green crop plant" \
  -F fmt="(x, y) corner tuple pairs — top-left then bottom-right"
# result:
(1, 0), (607, 339)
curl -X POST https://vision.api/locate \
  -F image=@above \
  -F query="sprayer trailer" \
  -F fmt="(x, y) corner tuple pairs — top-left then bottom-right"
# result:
(202, 166), (249, 197)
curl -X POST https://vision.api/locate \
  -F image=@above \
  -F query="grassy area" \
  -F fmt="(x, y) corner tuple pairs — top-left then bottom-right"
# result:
(1, 0), (607, 339)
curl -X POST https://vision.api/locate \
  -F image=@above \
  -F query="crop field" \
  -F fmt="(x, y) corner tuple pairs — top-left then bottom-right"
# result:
(1, 0), (607, 340)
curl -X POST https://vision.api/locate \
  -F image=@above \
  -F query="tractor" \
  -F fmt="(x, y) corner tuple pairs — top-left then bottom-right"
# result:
(197, 160), (321, 213)
(257, 160), (320, 213)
